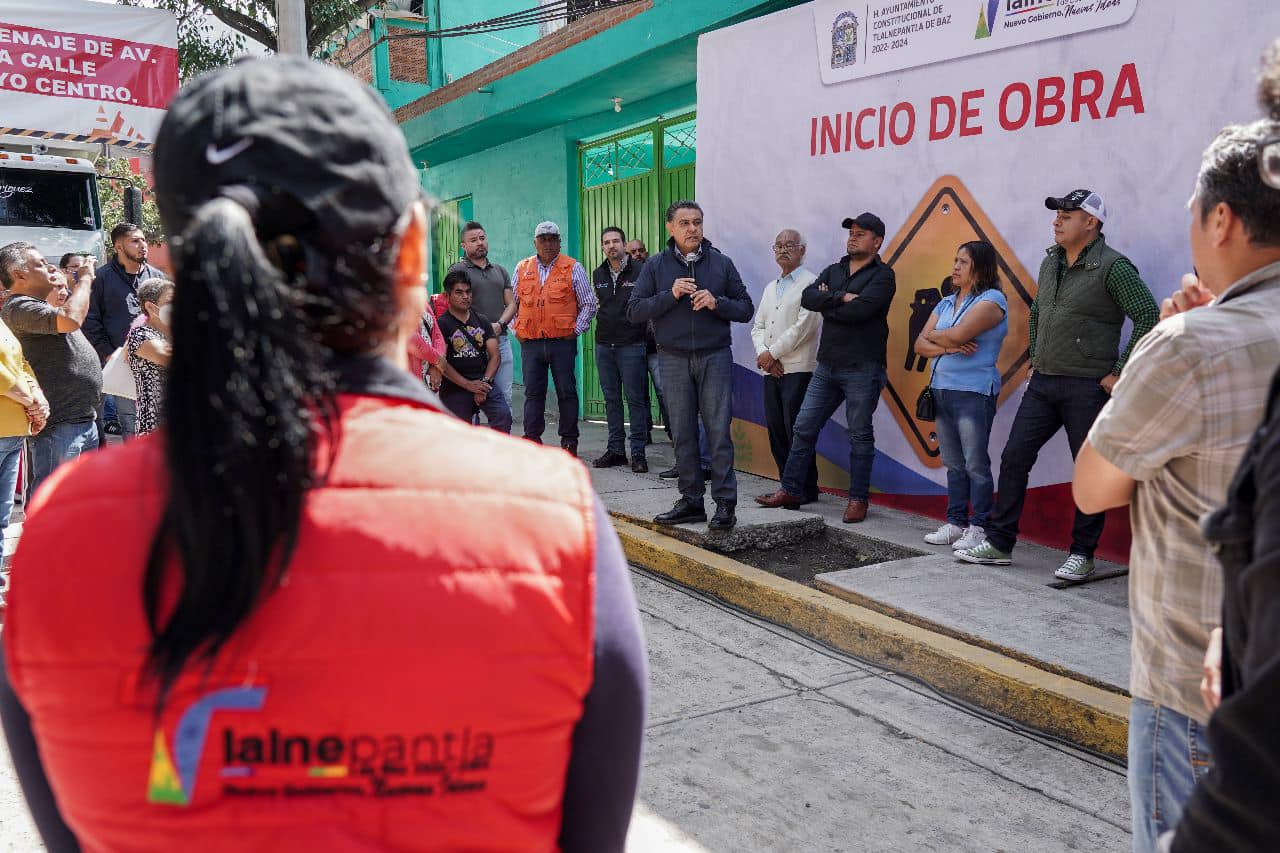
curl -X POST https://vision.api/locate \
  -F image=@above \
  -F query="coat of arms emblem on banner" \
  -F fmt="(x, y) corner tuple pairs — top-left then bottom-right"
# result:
(830, 12), (858, 68)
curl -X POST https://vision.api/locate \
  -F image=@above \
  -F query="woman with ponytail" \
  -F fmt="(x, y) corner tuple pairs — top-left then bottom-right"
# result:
(0, 57), (645, 853)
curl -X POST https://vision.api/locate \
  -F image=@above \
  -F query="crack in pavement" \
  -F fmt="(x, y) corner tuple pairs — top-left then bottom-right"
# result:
(638, 604), (866, 694)
(646, 674), (871, 731)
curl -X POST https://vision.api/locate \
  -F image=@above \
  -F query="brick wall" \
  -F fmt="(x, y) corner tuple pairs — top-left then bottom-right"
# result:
(330, 30), (374, 86)
(395, 0), (653, 125)
(388, 24), (428, 83)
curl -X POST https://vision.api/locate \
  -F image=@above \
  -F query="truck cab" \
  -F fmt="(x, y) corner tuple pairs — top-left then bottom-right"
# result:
(0, 135), (104, 266)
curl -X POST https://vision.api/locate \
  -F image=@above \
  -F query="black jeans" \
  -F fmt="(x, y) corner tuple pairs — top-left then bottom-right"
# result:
(763, 372), (818, 500)
(520, 337), (579, 443)
(984, 372), (1109, 557)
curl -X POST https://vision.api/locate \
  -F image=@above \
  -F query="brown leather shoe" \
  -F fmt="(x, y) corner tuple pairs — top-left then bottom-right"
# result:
(843, 499), (869, 523)
(755, 490), (803, 509)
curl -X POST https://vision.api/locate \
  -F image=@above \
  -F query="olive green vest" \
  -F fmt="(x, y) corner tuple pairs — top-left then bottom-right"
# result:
(1032, 237), (1130, 378)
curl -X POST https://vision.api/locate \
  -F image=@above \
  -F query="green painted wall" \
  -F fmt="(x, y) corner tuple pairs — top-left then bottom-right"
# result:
(439, 1), (540, 84)
(422, 125), (576, 279)
(402, 0), (804, 165)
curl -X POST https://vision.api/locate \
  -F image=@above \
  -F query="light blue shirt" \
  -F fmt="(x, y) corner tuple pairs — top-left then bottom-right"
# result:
(931, 289), (1008, 395)
(774, 270), (800, 299)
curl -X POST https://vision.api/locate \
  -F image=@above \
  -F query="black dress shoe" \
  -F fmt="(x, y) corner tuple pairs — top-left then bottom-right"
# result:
(654, 498), (707, 526)
(561, 441), (578, 457)
(631, 456), (649, 474)
(592, 450), (628, 469)
(658, 467), (680, 480)
(709, 502), (737, 530)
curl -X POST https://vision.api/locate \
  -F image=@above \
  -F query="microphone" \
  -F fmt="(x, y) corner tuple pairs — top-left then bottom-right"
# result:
(682, 252), (698, 298)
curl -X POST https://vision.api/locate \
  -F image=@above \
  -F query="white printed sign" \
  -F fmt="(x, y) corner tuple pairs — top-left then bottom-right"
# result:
(698, 0), (1278, 555)
(0, 0), (177, 145)
(813, 0), (1138, 84)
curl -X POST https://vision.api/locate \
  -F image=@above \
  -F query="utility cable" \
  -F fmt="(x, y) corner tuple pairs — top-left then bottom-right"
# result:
(334, 0), (648, 68)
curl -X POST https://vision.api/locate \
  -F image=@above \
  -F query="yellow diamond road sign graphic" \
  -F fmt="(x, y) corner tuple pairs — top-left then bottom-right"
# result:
(880, 176), (1036, 469)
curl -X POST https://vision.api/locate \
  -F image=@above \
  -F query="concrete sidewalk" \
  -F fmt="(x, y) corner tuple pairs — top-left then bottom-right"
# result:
(550, 410), (1130, 695)
(507, 385), (1131, 748)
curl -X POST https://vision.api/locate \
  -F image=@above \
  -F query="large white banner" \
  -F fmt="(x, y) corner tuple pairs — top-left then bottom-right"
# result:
(698, 0), (1279, 551)
(0, 0), (178, 147)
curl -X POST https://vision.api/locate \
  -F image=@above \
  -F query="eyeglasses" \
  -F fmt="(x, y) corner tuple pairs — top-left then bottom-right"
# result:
(1261, 135), (1280, 191)
(772, 241), (802, 251)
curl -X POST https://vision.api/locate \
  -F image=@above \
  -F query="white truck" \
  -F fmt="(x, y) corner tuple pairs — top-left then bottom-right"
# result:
(0, 134), (106, 265)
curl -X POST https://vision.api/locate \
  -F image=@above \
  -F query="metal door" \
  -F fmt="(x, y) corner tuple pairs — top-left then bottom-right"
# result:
(578, 114), (695, 423)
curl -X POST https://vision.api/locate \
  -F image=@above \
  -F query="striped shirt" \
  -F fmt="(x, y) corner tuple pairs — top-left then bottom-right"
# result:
(1088, 261), (1280, 723)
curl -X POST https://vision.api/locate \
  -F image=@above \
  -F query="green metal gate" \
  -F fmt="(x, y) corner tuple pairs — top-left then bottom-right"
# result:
(429, 195), (473, 294)
(578, 114), (696, 421)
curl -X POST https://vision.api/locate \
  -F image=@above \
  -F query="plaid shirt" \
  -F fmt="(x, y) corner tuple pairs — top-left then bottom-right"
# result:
(1029, 244), (1159, 374)
(1088, 261), (1280, 722)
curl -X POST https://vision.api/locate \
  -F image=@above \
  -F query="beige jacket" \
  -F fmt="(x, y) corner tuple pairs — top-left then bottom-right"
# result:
(750, 267), (820, 374)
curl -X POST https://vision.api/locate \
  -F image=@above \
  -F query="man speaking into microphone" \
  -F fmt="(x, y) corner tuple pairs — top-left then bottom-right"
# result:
(629, 200), (754, 530)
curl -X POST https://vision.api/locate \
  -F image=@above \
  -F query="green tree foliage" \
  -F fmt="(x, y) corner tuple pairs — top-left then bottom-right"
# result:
(117, 1), (383, 80)
(96, 157), (164, 250)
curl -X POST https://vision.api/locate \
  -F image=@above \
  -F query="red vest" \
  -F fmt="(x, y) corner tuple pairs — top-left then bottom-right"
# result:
(512, 255), (580, 341)
(5, 394), (597, 852)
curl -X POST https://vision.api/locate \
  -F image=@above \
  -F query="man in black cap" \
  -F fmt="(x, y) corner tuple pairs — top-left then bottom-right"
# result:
(757, 213), (896, 523)
(957, 189), (1158, 580)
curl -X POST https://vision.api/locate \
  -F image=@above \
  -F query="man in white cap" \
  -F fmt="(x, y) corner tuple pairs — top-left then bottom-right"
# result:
(956, 188), (1158, 580)
(498, 221), (597, 456)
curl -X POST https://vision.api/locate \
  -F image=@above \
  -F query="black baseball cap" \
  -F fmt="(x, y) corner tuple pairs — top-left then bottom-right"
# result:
(1044, 189), (1108, 223)
(840, 212), (886, 238)
(153, 57), (420, 256)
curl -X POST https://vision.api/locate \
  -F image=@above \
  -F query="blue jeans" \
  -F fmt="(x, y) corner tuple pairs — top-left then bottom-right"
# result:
(933, 389), (997, 527)
(0, 436), (24, 540)
(659, 348), (736, 505)
(439, 384), (513, 433)
(1128, 699), (1214, 852)
(495, 335), (515, 415)
(646, 352), (670, 436)
(782, 362), (884, 501)
(596, 343), (650, 458)
(520, 338), (579, 443)
(29, 420), (98, 497)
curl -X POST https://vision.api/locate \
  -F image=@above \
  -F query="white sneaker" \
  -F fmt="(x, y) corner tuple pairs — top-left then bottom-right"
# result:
(924, 523), (965, 545)
(952, 525), (986, 551)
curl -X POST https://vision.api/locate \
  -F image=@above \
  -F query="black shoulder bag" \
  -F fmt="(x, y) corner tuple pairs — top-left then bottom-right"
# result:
(915, 294), (979, 422)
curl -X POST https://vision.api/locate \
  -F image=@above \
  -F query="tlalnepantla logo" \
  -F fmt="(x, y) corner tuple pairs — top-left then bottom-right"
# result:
(148, 685), (494, 806)
(975, 0), (999, 38)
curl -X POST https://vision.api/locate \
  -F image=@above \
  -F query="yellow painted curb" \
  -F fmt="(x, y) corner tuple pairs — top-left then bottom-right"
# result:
(612, 516), (1129, 762)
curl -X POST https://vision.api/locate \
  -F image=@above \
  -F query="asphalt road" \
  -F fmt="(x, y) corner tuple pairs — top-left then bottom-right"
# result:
(0, 565), (1131, 851)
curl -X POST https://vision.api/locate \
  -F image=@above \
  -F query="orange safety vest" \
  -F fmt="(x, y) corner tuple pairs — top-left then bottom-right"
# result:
(512, 254), (580, 341)
(5, 391), (596, 852)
